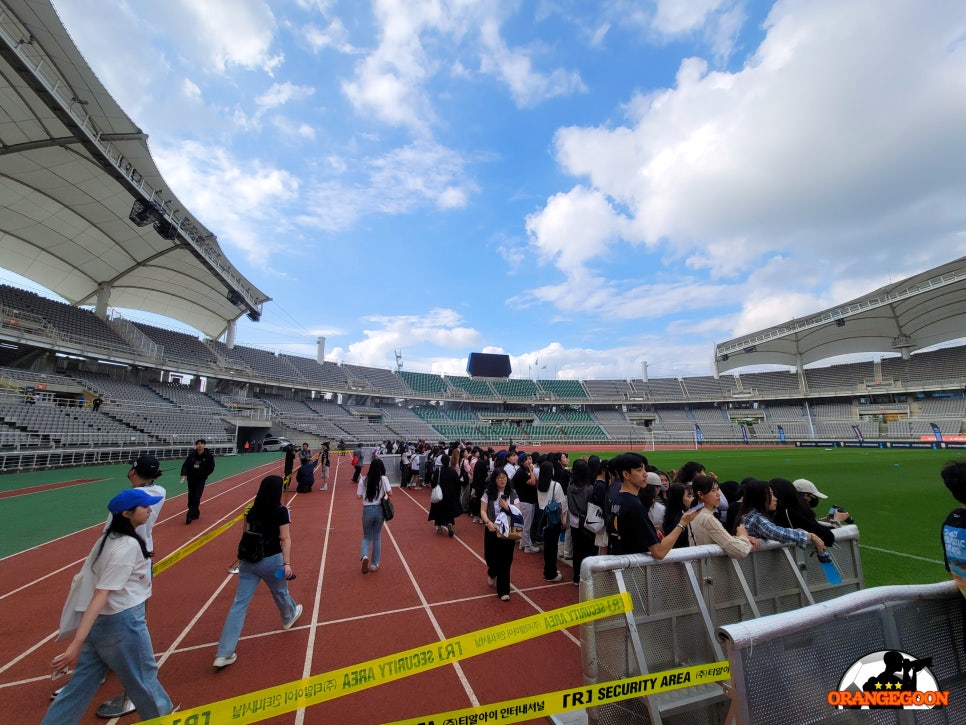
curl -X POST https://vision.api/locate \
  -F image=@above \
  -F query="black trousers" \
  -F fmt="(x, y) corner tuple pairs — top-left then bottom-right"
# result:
(483, 529), (516, 597)
(186, 478), (206, 519)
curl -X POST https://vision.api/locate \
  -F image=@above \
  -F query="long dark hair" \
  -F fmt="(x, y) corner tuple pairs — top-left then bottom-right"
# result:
(95, 511), (150, 565)
(737, 479), (771, 521)
(570, 459), (591, 489)
(248, 475), (284, 525)
(365, 457), (387, 501)
(662, 483), (690, 536)
(537, 460), (554, 492)
(770, 477), (804, 527)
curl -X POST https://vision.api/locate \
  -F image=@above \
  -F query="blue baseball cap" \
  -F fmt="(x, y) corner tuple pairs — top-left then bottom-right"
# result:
(108, 488), (163, 514)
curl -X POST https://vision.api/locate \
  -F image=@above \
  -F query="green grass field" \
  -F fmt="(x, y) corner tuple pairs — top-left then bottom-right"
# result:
(1, 447), (959, 589)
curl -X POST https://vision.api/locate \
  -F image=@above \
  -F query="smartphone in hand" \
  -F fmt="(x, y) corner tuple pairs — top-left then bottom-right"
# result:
(687, 502), (705, 513)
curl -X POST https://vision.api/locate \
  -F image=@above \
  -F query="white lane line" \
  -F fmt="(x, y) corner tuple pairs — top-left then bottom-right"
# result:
(859, 544), (944, 565)
(384, 522), (480, 707)
(294, 456), (341, 725)
(398, 488), (580, 646)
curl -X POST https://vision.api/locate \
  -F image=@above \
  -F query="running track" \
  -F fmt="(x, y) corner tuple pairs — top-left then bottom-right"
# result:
(0, 456), (583, 724)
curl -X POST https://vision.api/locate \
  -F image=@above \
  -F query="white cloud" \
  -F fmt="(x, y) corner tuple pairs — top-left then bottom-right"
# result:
(298, 140), (476, 231)
(327, 308), (482, 368)
(477, 19), (586, 108)
(530, 0), (966, 337)
(302, 18), (356, 54)
(256, 82), (315, 110)
(652, 0), (731, 36)
(154, 141), (300, 264)
(525, 186), (633, 269)
(171, 0), (282, 73)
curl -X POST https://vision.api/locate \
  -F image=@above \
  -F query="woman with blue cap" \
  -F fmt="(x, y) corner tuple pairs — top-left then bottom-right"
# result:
(41, 488), (173, 724)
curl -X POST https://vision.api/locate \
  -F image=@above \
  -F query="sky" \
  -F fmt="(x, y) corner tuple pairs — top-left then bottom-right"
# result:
(6, 0), (966, 380)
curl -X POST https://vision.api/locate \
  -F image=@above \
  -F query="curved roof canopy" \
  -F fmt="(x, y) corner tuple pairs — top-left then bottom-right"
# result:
(714, 257), (966, 374)
(0, 0), (268, 339)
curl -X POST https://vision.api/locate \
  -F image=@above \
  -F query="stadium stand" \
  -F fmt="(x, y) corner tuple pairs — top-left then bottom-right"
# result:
(398, 370), (449, 396)
(536, 378), (588, 400)
(3, 279), (966, 461)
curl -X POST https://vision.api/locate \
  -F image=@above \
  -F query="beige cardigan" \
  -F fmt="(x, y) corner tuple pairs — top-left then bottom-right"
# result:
(689, 507), (752, 558)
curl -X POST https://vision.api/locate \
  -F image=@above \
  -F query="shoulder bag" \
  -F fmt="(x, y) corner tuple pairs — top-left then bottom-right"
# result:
(380, 476), (395, 520)
(237, 520), (265, 563)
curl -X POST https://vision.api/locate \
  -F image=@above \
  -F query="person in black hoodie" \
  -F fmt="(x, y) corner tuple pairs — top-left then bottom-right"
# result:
(770, 477), (837, 548)
(181, 439), (215, 524)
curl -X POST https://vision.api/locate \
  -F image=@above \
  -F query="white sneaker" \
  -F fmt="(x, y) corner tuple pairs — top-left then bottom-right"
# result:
(321, 484), (328, 490)
(283, 604), (303, 630)
(487, 576), (496, 588)
(213, 653), (237, 668)
(546, 572), (563, 582)
(96, 694), (136, 718)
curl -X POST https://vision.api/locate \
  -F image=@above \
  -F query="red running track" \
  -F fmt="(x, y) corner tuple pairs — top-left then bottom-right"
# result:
(0, 457), (583, 724)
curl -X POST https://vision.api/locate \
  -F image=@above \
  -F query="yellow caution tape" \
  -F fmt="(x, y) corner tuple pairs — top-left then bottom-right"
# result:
(139, 592), (632, 725)
(386, 661), (731, 725)
(152, 506), (251, 577)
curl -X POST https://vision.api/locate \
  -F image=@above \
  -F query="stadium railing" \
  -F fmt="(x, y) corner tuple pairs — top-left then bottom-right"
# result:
(719, 580), (961, 724)
(575, 526), (861, 725)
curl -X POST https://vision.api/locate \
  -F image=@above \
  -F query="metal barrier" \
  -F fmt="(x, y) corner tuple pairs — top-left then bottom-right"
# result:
(577, 526), (862, 724)
(718, 581), (963, 724)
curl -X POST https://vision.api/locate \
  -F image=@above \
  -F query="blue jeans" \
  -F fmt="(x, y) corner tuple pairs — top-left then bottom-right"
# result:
(41, 601), (172, 724)
(361, 504), (385, 566)
(216, 553), (298, 658)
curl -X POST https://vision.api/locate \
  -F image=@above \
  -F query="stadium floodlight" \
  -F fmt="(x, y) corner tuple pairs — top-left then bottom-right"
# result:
(153, 219), (178, 240)
(128, 199), (163, 227)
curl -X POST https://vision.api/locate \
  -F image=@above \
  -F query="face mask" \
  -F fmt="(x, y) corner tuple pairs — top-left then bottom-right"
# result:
(808, 495), (819, 509)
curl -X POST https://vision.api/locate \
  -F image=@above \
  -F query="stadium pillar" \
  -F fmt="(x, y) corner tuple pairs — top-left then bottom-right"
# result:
(95, 282), (111, 319)
(317, 336), (326, 363)
(225, 320), (236, 349)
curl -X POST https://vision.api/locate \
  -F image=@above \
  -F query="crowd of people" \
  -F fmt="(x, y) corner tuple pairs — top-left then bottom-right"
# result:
(43, 440), (864, 723)
(345, 440), (854, 606)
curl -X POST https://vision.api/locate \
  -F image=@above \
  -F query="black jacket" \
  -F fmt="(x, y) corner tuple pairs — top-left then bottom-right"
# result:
(181, 449), (215, 482)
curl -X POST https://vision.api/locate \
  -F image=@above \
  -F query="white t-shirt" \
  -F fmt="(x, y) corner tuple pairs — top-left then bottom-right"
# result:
(92, 533), (153, 614)
(358, 475), (392, 505)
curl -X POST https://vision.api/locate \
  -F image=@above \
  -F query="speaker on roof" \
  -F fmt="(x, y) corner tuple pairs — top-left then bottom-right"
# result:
(466, 352), (511, 378)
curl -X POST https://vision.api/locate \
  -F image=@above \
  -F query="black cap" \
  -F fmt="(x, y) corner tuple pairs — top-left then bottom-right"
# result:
(130, 454), (162, 479)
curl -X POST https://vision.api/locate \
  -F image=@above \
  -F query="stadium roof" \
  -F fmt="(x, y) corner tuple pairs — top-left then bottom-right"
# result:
(714, 256), (966, 374)
(0, 0), (268, 339)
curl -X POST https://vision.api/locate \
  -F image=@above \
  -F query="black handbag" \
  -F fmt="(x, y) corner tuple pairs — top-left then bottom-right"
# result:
(237, 522), (264, 563)
(381, 496), (395, 521)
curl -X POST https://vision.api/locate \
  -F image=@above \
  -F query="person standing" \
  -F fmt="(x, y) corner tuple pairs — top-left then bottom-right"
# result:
(318, 442), (331, 491)
(42, 489), (173, 725)
(511, 453), (540, 553)
(535, 461), (567, 582)
(358, 457), (392, 573)
(181, 439), (215, 524)
(428, 452), (462, 537)
(213, 476), (302, 668)
(480, 469), (520, 601)
(608, 453), (699, 558)
(351, 443), (365, 483)
(282, 443), (296, 490)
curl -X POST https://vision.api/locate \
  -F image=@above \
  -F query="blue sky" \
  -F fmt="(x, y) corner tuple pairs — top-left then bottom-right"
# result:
(7, 0), (966, 380)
